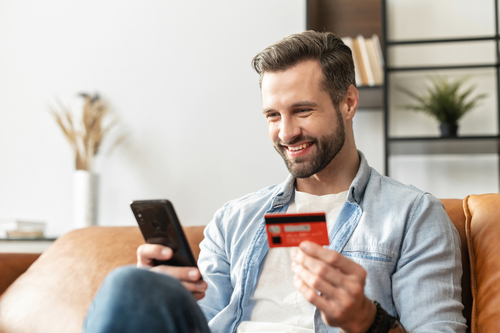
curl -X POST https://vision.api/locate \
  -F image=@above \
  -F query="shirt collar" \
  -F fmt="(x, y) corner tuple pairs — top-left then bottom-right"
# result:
(347, 150), (370, 204)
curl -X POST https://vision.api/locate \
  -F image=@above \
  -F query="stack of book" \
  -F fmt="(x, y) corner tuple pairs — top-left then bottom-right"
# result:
(342, 34), (384, 87)
(0, 219), (46, 239)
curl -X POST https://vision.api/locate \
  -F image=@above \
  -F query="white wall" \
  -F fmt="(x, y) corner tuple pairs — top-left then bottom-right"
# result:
(0, 0), (305, 237)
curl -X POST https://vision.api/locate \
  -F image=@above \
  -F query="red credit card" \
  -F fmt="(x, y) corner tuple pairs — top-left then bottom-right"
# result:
(264, 212), (329, 248)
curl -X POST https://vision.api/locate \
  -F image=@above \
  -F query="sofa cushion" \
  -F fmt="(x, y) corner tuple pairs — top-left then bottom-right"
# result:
(465, 194), (500, 333)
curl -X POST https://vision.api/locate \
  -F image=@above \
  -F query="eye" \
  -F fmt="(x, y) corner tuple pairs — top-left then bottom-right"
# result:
(296, 108), (312, 115)
(265, 112), (280, 120)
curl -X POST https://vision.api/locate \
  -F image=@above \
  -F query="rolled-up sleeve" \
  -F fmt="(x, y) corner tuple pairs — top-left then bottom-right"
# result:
(392, 194), (467, 332)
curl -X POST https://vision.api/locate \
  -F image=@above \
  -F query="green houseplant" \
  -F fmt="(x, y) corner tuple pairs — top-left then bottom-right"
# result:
(398, 75), (487, 137)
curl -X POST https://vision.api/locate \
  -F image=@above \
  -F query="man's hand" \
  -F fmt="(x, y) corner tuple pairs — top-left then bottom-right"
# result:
(291, 241), (376, 333)
(137, 244), (207, 300)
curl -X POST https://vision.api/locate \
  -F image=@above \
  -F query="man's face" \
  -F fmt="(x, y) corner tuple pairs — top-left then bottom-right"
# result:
(261, 60), (345, 179)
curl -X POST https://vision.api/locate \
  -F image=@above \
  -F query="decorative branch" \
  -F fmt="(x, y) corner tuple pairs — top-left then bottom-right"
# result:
(50, 93), (125, 171)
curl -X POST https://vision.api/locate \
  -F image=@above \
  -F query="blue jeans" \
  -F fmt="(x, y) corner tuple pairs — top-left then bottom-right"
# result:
(84, 266), (211, 333)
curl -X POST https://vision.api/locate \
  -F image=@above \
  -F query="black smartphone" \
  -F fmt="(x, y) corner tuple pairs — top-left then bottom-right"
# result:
(130, 199), (198, 267)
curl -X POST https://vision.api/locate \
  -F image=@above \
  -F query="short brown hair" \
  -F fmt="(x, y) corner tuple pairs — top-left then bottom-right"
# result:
(251, 30), (355, 107)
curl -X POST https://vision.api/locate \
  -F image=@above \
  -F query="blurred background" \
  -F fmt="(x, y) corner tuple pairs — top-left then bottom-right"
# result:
(0, 0), (497, 238)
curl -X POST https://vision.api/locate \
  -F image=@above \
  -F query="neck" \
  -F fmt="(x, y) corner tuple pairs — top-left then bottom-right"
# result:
(295, 142), (360, 196)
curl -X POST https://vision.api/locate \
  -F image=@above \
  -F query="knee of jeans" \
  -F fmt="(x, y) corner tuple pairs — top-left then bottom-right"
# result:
(102, 265), (188, 299)
(103, 265), (155, 290)
(106, 265), (146, 282)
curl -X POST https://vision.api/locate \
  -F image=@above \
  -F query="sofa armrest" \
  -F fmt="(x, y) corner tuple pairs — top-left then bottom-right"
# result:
(0, 225), (206, 333)
(0, 253), (41, 295)
(465, 194), (500, 333)
(441, 198), (472, 331)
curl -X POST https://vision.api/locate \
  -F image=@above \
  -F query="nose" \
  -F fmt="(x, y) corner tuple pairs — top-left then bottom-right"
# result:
(278, 115), (301, 144)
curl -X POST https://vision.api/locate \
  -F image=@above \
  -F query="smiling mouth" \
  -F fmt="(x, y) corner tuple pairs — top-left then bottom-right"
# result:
(285, 142), (313, 152)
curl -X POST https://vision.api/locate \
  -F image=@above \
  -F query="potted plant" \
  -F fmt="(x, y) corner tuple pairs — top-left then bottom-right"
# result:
(398, 75), (487, 137)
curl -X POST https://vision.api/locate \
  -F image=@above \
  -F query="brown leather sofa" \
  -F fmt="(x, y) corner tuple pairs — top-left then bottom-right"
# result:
(0, 194), (499, 333)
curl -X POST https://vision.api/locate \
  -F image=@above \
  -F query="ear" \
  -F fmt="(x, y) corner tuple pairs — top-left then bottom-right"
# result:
(343, 85), (359, 120)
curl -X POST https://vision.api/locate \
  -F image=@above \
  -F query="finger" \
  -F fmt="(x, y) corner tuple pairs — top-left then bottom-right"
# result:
(293, 273), (337, 315)
(192, 291), (206, 301)
(172, 280), (207, 295)
(292, 259), (366, 319)
(291, 260), (343, 300)
(292, 247), (366, 297)
(292, 248), (345, 287)
(151, 265), (203, 282)
(294, 273), (374, 330)
(298, 241), (366, 278)
(150, 266), (207, 294)
(137, 244), (173, 267)
(293, 271), (359, 325)
(179, 280), (207, 295)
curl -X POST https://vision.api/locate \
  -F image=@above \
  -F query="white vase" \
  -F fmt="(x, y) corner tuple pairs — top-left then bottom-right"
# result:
(72, 170), (99, 229)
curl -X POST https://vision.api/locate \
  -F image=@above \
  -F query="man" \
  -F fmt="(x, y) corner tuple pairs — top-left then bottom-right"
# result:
(84, 31), (466, 333)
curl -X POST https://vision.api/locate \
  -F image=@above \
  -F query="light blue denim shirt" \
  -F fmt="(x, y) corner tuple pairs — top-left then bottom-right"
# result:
(197, 152), (467, 333)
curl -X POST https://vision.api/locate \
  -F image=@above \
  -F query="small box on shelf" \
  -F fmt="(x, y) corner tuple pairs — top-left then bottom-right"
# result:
(0, 219), (46, 239)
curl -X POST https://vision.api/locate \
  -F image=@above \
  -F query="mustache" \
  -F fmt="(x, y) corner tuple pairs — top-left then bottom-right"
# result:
(276, 135), (316, 147)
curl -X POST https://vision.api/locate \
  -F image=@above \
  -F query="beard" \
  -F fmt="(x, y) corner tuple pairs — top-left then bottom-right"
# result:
(274, 111), (346, 179)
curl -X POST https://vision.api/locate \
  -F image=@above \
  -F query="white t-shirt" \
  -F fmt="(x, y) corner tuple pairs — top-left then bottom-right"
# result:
(237, 190), (348, 333)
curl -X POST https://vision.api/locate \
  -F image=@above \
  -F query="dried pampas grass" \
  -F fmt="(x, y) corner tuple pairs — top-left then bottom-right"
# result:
(50, 93), (126, 171)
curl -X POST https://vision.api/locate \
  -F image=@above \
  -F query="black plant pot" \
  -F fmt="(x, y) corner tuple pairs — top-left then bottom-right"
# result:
(439, 122), (458, 137)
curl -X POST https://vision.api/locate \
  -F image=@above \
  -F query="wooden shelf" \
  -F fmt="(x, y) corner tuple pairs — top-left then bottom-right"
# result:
(387, 64), (498, 72)
(0, 238), (56, 253)
(388, 136), (500, 155)
(307, 0), (382, 42)
(387, 36), (498, 46)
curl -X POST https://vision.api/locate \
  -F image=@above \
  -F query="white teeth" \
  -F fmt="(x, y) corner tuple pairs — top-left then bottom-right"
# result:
(288, 142), (312, 151)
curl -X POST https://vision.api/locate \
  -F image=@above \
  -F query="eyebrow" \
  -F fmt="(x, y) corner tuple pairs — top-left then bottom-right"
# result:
(262, 100), (319, 114)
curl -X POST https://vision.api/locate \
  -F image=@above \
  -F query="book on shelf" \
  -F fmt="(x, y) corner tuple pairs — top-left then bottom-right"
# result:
(351, 37), (369, 86)
(365, 37), (383, 85)
(341, 36), (363, 86)
(6, 230), (45, 239)
(371, 34), (384, 68)
(344, 34), (385, 87)
(0, 219), (46, 238)
(355, 35), (375, 86)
